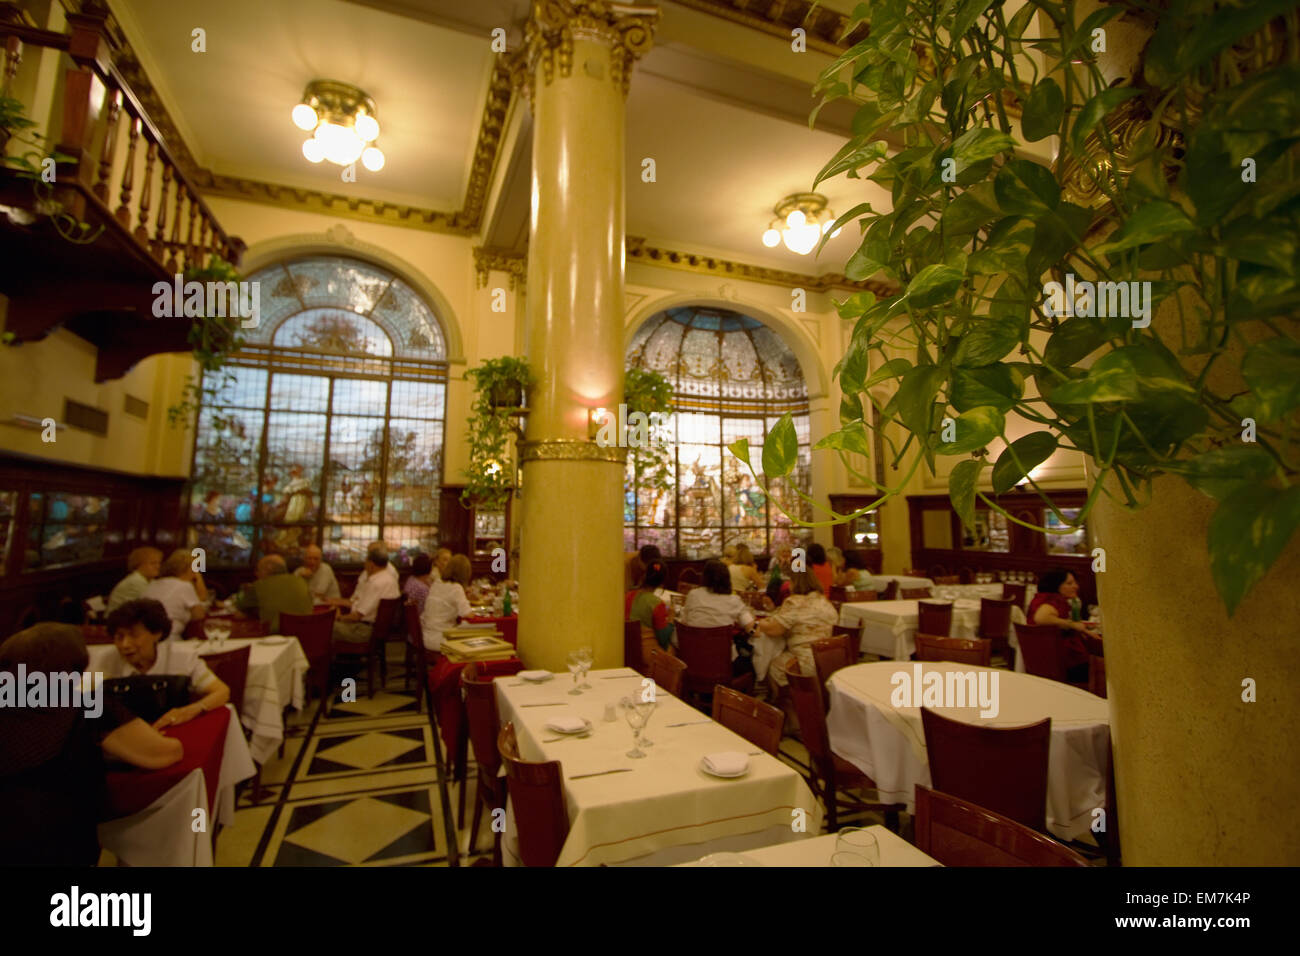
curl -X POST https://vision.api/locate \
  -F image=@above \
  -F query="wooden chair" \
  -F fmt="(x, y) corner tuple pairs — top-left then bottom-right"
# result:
(785, 659), (904, 831)
(623, 620), (646, 675)
(978, 596), (1015, 667)
(904, 567), (927, 577)
(900, 587), (933, 600)
(913, 786), (1089, 867)
(1015, 623), (1087, 688)
(812, 633), (857, 689)
(81, 624), (113, 645)
(1001, 582), (1027, 610)
(332, 597), (401, 699)
(846, 588), (876, 602)
(916, 600), (952, 637)
(403, 601), (434, 711)
(711, 685), (784, 755)
(200, 644), (251, 716)
(462, 664), (512, 864)
(676, 566), (702, 588)
(1088, 654), (1106, 698)
(878, 580), (898, 601)
(828, 586), (848, 609)
(280, 610), (335, 712)
(933, 575), (961, 584)
(920, 706), (1050, 831)
(676, 623), (753, 707)
(648, 649), (687, 698)
(914, 633), (992, 666)
(498, 722), (570, 867)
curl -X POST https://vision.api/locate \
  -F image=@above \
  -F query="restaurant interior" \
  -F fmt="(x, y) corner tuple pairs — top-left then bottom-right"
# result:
(1, 0), (1297, 874)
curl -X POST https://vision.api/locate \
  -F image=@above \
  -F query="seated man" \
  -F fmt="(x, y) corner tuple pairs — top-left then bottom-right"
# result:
(329, 544), (401, 644)
(107, 547), (162, 612)
(295, 544), (340, 600)
(238, 554), (312, 633)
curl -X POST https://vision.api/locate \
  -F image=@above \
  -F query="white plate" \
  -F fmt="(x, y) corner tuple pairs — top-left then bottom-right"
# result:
(519, 670), (554, 683)
(696, 852), (764, 867)
(699, 757), (749, 779)
(546, 718), (593, 735)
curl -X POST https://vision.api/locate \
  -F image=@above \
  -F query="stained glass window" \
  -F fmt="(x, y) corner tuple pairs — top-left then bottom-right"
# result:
(624, 307), (812, 559)
(188, 256), (447, 570)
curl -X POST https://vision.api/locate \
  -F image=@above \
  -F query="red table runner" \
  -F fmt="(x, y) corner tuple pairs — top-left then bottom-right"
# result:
(104, 707), (231, 820)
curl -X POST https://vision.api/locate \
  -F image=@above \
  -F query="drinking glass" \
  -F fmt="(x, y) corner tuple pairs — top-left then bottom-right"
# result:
(635, 697), (657, 747)
(624, 703), (647, 758)
(836, 827), (880, 865)
(566, 652), (583, 695)
(203, 620), (220, 643)
(577, 645), (594, 689)
(216, 620), (232, 648)
(830, 852), (874, 867)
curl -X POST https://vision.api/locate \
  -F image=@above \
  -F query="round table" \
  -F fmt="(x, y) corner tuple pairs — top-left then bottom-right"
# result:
(826, 661), (1109, 842)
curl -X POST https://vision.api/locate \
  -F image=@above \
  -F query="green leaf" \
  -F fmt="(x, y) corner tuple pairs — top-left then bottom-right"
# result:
(1146, 0), (1300, 88)
(1070, 86), (1142, 155)
(1062, 5), (1123, 59)
(938, 406), (1005, 455)
(815, 420), (873, 458)
(814, 139), (889, 189)
(949, 458), (988, 531)
(951, 127), (1016, 166)
(954, 312), (1025, 367)
(1163, 446), (1278, 502)
(816, 202), (874, 258)
(905, 264), (964, 309)
(1208, 483), (1300, 617)
(992, 432), (1058, 492)
(1093, 201), (1197, 256)
(941, 184), (1000, 237)
(1046, 365), (1141, 405)
(951, 364), (1023, 413)
(994, 159), (1059, 218)
(1021, 79), (1063, 142)
(1242, 337), (1300, 422)
(1043, 316), (1110, 368)
(728, 437), (752, 468)
(864, 357), (912, 389)
(845, 238), (887, 280)
(951, 0), (994, 39)
(761, 414), (798, 478)
(1005, 1), (1035, 38)
(837, 341), (871, 395)
(895, 365), (947, 438)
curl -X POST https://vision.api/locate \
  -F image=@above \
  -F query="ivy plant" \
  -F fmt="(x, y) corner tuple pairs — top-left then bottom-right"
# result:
(461, 356), (534, 509)
(730, 0), (1300, 615)
(2, 93), (100, 243)
(168, 255), (247, 429)
(623, 367), (676, 501)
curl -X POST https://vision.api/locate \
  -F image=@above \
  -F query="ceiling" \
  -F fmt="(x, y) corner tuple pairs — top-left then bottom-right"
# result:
(110, 0), (888, 273)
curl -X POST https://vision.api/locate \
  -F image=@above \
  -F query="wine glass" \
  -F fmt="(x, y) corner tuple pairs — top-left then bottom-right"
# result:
(624, 702), (648, 758)
(566, 651), (583, 696)
(830, 851), (874, 867)
(577, 645), (594, 689)
(216, 620), (232, 648)
(635, 696), (657, 747)
(836, 827), (880, 865)
(203, 620), (220, 643)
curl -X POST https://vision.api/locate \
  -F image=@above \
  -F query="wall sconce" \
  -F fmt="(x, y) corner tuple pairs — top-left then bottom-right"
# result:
(588, 406), (610, 440)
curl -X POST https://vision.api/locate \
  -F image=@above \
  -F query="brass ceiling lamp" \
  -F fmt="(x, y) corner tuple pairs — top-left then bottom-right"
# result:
(761, 192), (840, 255)
(292, 80), (385, 171)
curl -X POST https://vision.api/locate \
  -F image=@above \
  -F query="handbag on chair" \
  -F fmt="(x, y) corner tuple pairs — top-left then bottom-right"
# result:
(102, 675), (192, 724)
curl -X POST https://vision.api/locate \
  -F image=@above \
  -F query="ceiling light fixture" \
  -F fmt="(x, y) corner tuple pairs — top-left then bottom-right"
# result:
(293, 80), (385, 171)
(761, 193), (840, 255)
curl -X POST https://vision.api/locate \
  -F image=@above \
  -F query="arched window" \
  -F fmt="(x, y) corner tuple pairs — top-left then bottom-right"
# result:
(624, 306), (812, 559)
(188, 255), (447, 569)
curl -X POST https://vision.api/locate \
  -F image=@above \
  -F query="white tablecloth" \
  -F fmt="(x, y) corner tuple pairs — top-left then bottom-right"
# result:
(851, 575), (935, 593)
(89, 637), (308, 764)
(97, 704), (257, 866)
(838, 599), (1025, 661)
(825, 662), (1109, 842)
(495, 667), (822, 866)
(675, 826), (941, 866)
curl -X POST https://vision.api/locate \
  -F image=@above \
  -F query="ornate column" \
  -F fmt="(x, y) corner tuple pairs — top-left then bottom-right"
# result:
(515, 1), (657, 671)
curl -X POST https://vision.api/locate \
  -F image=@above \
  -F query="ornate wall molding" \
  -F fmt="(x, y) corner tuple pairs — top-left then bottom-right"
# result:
(626, 236), (898, 297)
(519, 0), (659, 104)
(671, 0), (869, 55)
(519, 439), (627, 463)
(473, 246), (528, 290)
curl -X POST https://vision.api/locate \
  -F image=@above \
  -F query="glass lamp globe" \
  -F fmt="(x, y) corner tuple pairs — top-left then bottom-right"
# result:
(292, 103), (318, 131)
(315, 122), (364, 165)
(361, 146), (385, 171)
(785, 209), (806, 228)
(355, 113), (380, 142)
(761, 228), (781, 248)
(302, 138), (324, 163)
(784, 223), (821, 255)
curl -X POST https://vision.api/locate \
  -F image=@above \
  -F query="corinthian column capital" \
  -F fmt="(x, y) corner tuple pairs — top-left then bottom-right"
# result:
(518, 0), (659, 103)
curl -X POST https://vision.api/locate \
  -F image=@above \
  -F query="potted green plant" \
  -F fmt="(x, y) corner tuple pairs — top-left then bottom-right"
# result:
(461, 356), (534, 508)
(623, 367), (675, 500)
(1, 93), (99, 242)
(167, 255), (247, 427)
(727, 0), (1300, 863)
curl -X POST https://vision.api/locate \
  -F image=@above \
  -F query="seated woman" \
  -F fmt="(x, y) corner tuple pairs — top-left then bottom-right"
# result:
(842, 550), (873, 589)
(827, 546), (858, 587)
(1027, 569), (1100, 683)
(140, 548), (209, 640)
(727, 543), (766, 593)
(625, 560), (675, 665)
(760, 570), (839, 694)
(421, 553), (473, 652)
(403, 553), (435, 616)
(680, 559), (760, 674)
(807, 542), (834, 597)
(1, 624), (184, 865)
(101, 599), (231, 729)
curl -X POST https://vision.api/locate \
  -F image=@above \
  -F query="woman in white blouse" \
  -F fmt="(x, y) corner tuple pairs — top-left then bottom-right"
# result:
(758, 569), (839, 693)
(420, 553), (473, 651)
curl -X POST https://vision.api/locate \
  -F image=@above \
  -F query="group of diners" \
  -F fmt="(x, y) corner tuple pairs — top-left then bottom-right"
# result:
(103, 541), (488, 655)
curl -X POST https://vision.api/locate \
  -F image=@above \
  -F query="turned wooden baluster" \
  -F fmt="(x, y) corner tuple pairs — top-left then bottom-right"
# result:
(197, 217), (211, 266)
(2, 35), (21, 97)
(166, 182), (185, 274)
(116, 114), (140, 227)
(153, 161), (172, 264)
(136, 136), (156, 244)
(185, 189), (198, 271)
(94, 87), (122, 204)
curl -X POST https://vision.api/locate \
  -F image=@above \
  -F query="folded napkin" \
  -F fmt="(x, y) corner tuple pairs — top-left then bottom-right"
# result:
(518, 670), (552, 681)
(702, 751), (749, 775)
(545, 715), (588, 734)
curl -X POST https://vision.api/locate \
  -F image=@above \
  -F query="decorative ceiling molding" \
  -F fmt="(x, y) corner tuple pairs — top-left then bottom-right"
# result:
(626, 236), (897, 297)
(517, 0), (660, 105)
(669, 0), (869, 55)
(473, 246), (528, 290)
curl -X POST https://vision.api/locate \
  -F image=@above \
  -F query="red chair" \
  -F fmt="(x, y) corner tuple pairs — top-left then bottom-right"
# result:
(828, 586), (848, 611)
(933, 575), (961, 584)
(676, 623), (753, 707)
(403, 602), (433, 710)
(879, 580), (898, 601)
(623, 620), (646, 675)
(913, 786), (1089, 867)
(280, 610), (335, 711)
(462, 664), (512, 864)
(812, 633), (857, 689)
(1015, 623), (1087, 688)
(1088, 654), (1106, 699)
(498, 722), (570, 867)
(711, 685), (784, 755)
(914, 634), (992, 666)
(978, 597), (1015, 667)
(900, 587), (933, 600)
(847, 589), (876, 602)
(920, 706), (1050, 831)
(200, 644), (251, 717)
(916, 601), (952, 637)
(785, 659), (904, 831)
(1001, 583), (1027, 611)
(676, 566), (702, 588)
(648, 649), (687, 698)
(332, 597), (401, 699)
(82, 625), (113, 645)
(496, 616), (518, 647)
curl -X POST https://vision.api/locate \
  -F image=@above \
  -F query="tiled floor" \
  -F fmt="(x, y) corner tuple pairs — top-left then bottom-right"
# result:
(212, 650), (901, 867)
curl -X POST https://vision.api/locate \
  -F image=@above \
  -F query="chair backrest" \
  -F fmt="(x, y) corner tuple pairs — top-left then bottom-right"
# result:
(648, 649), (687, 698)
(901, 587), (933, 600)
(675, 623), (737, 693)
(933, 575), (960, 585)
(916, 600), (953, 636)
(812, 633), (856, 687)
(711, 685), (784, 755)
(82, 624), (113, 645)
(914, 633), (992, 666)
(828, 586), (848, 606)
(879, 580), (898, 601)
(904, 567), (927, 577)
(463, 666), (506, 777)
(498, 722), (570, 867)
(200, 644), (251, 715)
(623, 619), (645, 673)
(280, 610), (335, 667)
(978, 597), (1014, 641)
(914, 786), (1088, 866)
(370, 597), (403, 643)
(403, 601), (423, 652)
(496, 616), (518, 647)
(677, 566), (702, 586)
(849, 588), (877, 603)
(920, 706), (1050, 831)
(784, 659), (834, 774)
(1088, 654), (1106, 698)
(1014, 623), (1068, 682)
(1001, 583), (1027, 610)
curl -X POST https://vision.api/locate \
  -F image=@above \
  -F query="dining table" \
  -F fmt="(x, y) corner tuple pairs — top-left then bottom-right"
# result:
(837, 598), (1026, 663)
(675, 826), (941, 867)
(852, 574), (935, 593)
(825, 661), (1110, 842)
(98, 704), (257, 866)
(495, 667), (823, 866)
